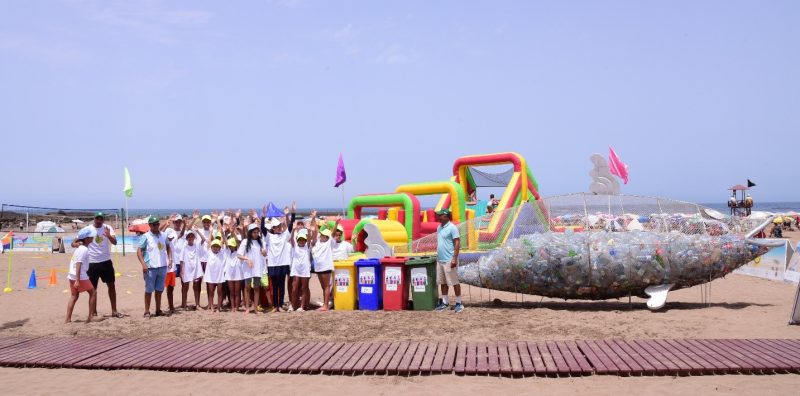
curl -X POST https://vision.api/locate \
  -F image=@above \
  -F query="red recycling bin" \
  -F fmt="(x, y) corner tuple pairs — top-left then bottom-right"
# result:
(381, 257), (408, 311)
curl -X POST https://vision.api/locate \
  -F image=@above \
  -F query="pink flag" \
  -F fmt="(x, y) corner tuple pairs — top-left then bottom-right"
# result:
(334, 154), (347, 187)
(608, 147), (629, 185)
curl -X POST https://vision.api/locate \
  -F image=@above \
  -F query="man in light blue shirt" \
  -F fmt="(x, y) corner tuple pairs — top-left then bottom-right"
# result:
(435, 209), (463, 312)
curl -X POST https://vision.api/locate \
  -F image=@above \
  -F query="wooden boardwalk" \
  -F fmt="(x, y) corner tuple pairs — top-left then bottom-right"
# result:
(1, 336), (799, 376)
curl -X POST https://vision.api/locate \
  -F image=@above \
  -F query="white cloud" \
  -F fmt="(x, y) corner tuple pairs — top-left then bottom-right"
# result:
(374, 44), (418, 65)
(74, 0), (213, 44)
(0, 34), (91, 65)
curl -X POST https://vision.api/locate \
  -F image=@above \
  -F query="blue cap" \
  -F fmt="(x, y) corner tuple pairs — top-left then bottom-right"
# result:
(77, 227), (96, 239)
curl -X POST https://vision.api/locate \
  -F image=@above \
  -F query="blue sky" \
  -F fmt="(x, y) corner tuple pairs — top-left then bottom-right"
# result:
(1, 1), (797, 209)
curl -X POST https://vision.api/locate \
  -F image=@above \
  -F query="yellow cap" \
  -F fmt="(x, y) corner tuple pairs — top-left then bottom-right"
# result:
(210, 239), (222, 247)
(227, 238), (238, 247)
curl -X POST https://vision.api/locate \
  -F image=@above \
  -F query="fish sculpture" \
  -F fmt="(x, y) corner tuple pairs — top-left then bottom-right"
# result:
(458, 226), (777, 310)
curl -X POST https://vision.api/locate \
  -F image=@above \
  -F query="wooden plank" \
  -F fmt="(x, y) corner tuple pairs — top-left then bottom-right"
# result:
(536, 341), (559, 375)
(497, 342), (513, 375)
(211, 341), (260, 372)
(351, 342), (381, 374)
(597, 340), (633, 376)
(680, 339), (737, 374)
(453, 342), (467, 374)
(546, 341), (572, 376)
(527, 342), (548, 375)
(744, 339), (800, 372)
(278, 342), (317, 373)
(612, 340), (655, 375)
(0, 337), (38, 351)
(61, 338), (133, 368)
(364, 342), (391, 374)
(636, 340), (682, 375)
(583, 340), (619, 375)
(555, 341), (585, 376)
(407, 342), (429, 374)
(5, 338), (71, 366)
(769, 339), (800, 366)
(506, 341), (523, 376)
(575, 340), (607, 374)
(385, 342), (409, 375)
(516, 341), (535, 376)
(341, 342), (371, 374)
(726, 339), (788, 373)
(95, 339), (159, 369)
(487, 342), (501, 375)
(297, 342), (337, 374)
(248, 342), (295, 373)
(464, 342), (477, 375)
(420, 341), (438, 374)
(475, 342), (489, 375)
(695, 339), (754, 374)
(182, 341), (232, 371)
(397, 342), (420, 375)
(325, 341), (359, 374)
(430, 341), (448, 373)
(372, 342), (400, 375)
(74, 338), (142, 369)
(24, 338), (79, 367)
(644, 340), (692, 375)
(661, 339), (714, 375)
(603, 340), (642, 375)
(140, 340), (195, 370)
(713, 339), (768, 373)
(564, 340), (593, 375)
(42, 338), (98, 368)
(227, 342), (275, 372)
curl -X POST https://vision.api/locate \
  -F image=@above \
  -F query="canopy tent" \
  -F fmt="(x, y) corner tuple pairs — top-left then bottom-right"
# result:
(466, 166), (515, 188)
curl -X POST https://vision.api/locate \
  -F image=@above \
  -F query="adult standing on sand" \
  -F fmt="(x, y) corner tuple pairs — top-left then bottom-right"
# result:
(72, 212), (124, 318)
(434, 209), (464, 313)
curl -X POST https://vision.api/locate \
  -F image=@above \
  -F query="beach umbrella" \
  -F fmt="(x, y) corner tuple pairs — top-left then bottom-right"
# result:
(773, 217), (783, 224)
(71, 219), (83, 224)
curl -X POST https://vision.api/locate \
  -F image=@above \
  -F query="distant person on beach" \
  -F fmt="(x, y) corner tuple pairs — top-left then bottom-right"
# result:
(237, 222), (267, 314)
(289, 227), (313, 311)
(65, 227), (97, 323)
(72, 212), (122, 318)
(311, 211), (336, 311)
(180, 230), (205, 310)
(331, 224), (354, 260)
(490, 194), (500, 208)
(137, 216), (173, 318)
(162, 214), (186, 313)
(263, 203), (296, 312)
(434, 209), (463, 313)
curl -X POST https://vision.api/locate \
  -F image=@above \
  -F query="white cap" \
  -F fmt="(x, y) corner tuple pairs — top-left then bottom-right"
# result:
(270, 218), (281, 228)
(174, 214), (183, 221)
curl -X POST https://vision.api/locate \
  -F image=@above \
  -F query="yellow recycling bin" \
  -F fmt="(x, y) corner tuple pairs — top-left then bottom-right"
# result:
(333, 258), (358, 310)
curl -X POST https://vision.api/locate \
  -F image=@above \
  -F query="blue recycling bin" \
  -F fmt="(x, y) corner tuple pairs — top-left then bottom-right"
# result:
(355, 258), (382, 310)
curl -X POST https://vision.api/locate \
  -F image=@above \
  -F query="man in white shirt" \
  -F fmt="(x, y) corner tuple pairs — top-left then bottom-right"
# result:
(137, 216), (173, 318)
(72, 212), (122, 318)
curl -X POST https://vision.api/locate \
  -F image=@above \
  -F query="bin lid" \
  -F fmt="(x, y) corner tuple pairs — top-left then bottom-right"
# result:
(380, 256), (408, 265)
(333, 258), (356, 268)
(355, 258), (381, 267)
(405, 256), (437, 267)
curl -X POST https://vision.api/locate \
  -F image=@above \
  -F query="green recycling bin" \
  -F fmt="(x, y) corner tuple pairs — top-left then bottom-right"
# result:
(405, 256), (439, 311)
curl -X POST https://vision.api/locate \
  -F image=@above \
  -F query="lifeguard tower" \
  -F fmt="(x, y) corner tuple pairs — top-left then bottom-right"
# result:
(727, 184), (753, 217)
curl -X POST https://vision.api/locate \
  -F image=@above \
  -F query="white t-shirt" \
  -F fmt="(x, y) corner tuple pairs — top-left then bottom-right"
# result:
(138, 231), (171, 269)
(82, 224), (116, 263)
(290, 244), (311, 277)
(165, 228), (185, 274)
(238, 239), (266, 278)
(68, 245), (90, 281)
(197, 228), (212, 261)
(331, 240), (354, 261)
(267, 230), (291, 267)
(312, 238), (333, 272)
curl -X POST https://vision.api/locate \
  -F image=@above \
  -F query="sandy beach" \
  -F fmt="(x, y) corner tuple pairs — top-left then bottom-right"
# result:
(1, 250), (799, 394)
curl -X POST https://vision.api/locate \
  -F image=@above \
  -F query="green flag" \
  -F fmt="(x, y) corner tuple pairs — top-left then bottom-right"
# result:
(123, 167), (133, 198)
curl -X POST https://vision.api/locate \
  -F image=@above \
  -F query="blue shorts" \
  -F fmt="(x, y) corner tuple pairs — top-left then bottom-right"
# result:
(143, 266), (167, 293)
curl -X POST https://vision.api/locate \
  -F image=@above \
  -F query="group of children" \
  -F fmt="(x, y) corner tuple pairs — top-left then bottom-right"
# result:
(66, 204), (355, 320)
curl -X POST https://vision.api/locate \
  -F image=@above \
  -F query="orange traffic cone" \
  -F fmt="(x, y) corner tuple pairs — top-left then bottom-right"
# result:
(48, 268), (58, 286)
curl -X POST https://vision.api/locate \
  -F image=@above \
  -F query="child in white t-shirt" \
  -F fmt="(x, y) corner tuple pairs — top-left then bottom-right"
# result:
(66, 228), (97, 323)
(310, 212), (337, 311)
(180, 231), (204, 310)
(289, 228), (314, 311)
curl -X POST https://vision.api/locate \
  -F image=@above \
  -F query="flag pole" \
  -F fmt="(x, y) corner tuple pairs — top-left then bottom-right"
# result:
(341, 185), (346, 217)
(4, 237), (13, 293)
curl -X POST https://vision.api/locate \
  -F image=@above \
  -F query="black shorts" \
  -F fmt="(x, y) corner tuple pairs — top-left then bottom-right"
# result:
(267, 265), (290, 277)
(314, 270), (332, 275)
(87, 260), (115, 287)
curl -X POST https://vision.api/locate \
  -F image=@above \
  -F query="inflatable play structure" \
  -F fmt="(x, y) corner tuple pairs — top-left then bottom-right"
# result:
(339, 152), (548, 255)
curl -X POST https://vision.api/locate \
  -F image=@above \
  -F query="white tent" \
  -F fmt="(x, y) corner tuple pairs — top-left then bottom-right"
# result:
(34, 221), (64, 233)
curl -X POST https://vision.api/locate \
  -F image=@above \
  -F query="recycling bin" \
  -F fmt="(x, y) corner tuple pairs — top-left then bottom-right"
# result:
(333, 258), (357, 310)
(355, 258), (382, 310)
(405, 256), (439, 311)
(381, 256), (408, 311)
